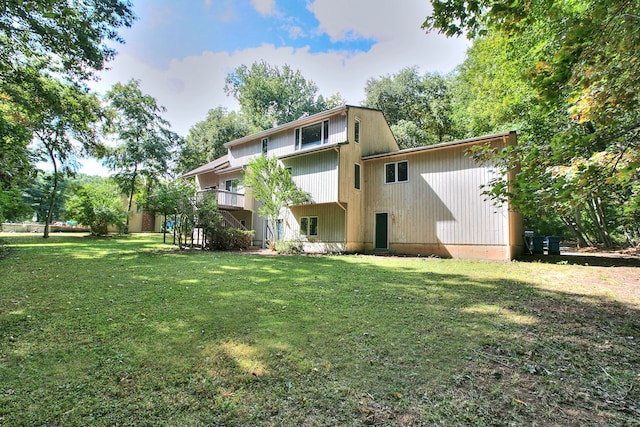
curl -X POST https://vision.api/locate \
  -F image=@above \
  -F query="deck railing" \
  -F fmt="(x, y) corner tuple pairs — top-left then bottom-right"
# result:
(197, 188), (245, 209)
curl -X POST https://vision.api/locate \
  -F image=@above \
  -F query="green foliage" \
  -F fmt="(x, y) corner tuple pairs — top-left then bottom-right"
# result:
(244, 155), (311, 245)
(224, 61), (345, 130)
(103, 79), (182, 231)
(65, 180), (126, 235)
(177, 107), (254, 174)
(0, 0), (135, 82)
(0, 0), (134, 223)
(275, 239), (304, 254)
(364, 67), (456, 146)
(22, 173), (70, 222)
(428, 0), (640, 248)
(206, 227), (254, 251)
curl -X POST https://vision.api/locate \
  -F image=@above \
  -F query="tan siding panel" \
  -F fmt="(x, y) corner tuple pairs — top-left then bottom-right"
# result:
(364, 145), (508, 248)
(284, 150), (339, 203)
(287, 204), (345, 243)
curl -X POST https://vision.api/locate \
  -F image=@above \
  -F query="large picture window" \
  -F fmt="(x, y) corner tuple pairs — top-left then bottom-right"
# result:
(385, 161), (408, 184)
(295, 120), (329, 150)
(300, 216), (318, 236)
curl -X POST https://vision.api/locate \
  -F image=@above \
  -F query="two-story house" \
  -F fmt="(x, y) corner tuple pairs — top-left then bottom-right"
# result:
(183, 105), (523, 260)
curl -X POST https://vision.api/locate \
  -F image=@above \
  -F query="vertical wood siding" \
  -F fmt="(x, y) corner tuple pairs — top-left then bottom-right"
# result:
(364, 144), (508, 247)
(286, 204), (346, 243)
(228, 115), (348, 167)
(283, 150), (339, 204)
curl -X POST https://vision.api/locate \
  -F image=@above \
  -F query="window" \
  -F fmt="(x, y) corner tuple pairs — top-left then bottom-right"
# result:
(354, 119), (360, 143)
(385, 161), (408, 184)
(300, 216), (318, 236)
(295, 120), (329, 150)
(261, 137), (268, 155)
(354, 163), (361, 190)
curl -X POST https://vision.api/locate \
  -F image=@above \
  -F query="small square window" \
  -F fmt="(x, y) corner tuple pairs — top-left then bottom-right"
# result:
(385, 161), (408, 184)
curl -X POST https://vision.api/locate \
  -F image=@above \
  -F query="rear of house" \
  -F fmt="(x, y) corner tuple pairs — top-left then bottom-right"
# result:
(362, 133), (522, 260)
(184, 105), (523, 260)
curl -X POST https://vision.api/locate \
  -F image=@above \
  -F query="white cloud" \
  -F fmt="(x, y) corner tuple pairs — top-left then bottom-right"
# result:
(251, 0), (276, 16)
(92, 0), (468, 139)
(308, 0), (429, 42)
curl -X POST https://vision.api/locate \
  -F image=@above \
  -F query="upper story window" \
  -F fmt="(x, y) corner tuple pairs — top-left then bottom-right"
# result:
(295, 120), (329, 150)
(354, 163), (361, 190)
(261, 137), (268, 155)
(354, 119), (360, 143)
(385, 161), (408, 184)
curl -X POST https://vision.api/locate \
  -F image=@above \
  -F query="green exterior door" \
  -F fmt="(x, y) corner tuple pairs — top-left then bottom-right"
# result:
(375, 213), (388, 249)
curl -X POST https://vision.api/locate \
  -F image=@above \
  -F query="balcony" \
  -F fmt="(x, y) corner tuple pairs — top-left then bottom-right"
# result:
(197, 188), (245, 210)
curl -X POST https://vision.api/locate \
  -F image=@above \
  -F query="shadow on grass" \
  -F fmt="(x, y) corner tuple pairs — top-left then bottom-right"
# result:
(1, 235), (638, 426)
(518, 252), (640, 267)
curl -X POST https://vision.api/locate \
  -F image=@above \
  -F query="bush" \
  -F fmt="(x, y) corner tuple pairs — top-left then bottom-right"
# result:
(205, 227), (254, 251)
(276, 239), (304, 255)
(65, 182), (127, 236)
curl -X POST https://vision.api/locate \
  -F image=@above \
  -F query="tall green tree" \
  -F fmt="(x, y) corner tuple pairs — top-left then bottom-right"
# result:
(224, 61), (345, 130)
(244, 155), (311, 247)
(103, 79), (181, 233)
(16, 75), (102, 238)
(0, 0), (135, 223)
(364, 67), (456, 147)
(177, 107), (254, 174)
(425, 0), (640, 247)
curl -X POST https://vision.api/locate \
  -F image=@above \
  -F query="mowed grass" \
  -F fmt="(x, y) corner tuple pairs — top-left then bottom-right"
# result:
(0, 233), (638, 426)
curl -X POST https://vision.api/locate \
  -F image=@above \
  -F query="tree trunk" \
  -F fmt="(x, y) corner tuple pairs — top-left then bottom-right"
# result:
(125, 166), (138, 234)
(572, 207), (589, 248)
(43, 148), (58, 239)
(587, 195), (614, 249)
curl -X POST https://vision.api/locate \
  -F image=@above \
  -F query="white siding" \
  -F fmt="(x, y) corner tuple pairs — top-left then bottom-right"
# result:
(227, 115), (348, 167)
(283, 150), (339, 204)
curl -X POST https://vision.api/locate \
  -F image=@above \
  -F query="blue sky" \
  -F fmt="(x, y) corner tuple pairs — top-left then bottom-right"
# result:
(83, 0), (469, 174)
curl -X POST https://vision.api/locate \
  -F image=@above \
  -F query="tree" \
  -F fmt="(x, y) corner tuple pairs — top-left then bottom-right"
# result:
(66, 180), (126, 235)
(364, 67), (456, 147)
(244, 155), (311, 247)
(142, 179), (190, 243)
(0, 0), (135, 223)
(0, 0), (135, 83)
(23, 173), (70, 223)
(16, 75), (102, 238)
(425, 0), (640, 247)
(103, 79), (181, 233)
(177, 107), (254, 174)
(224, 61), (345, 130)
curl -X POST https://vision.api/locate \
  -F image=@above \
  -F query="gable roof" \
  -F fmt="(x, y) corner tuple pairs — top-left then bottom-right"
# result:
(223, 105), (384, 149)
(361, 131), (516, 161)
(182, 154), (229, 178)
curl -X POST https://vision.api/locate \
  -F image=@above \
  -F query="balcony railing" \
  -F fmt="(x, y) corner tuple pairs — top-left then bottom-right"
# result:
(197, 188), (245, 209)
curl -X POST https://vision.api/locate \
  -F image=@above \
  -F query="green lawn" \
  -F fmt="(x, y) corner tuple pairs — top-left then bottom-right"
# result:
(0, 233), (638, 426)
